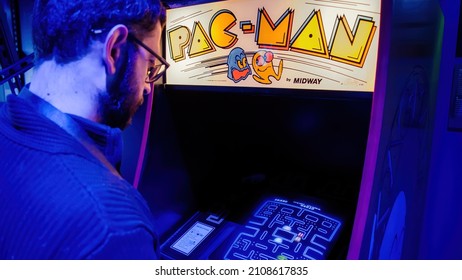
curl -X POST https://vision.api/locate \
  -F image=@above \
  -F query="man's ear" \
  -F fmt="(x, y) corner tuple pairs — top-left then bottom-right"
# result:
(103, 24), (129, 75)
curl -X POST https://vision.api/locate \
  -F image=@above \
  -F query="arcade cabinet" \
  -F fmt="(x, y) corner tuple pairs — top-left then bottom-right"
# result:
(0, 0), (446, 259)
(137, 0), (386, 260)
(136, 0), (443, 260)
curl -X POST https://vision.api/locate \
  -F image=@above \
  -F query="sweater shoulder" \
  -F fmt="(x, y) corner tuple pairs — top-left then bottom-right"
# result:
(0, 152), (157, 259)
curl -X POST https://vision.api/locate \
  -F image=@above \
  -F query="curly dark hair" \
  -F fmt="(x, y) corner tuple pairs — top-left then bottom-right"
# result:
(32, 0), (166, 65)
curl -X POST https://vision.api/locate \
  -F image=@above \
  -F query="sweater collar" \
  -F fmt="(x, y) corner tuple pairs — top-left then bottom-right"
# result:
(69, 114), (123, 171)
(7, 86), (123, 170)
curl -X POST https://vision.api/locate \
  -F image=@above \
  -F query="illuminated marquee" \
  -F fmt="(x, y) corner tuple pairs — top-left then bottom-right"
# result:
(166, 0), (381, 92)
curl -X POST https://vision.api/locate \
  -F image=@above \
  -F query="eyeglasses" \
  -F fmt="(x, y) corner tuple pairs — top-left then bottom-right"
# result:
(127, 33), (170, 83)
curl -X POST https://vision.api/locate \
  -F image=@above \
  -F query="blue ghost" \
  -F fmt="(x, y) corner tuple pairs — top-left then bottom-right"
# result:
(227, 47), (252, 83)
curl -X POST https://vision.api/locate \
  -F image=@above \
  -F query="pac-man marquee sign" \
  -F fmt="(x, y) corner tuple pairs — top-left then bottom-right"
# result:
(166, 0), (381, 92)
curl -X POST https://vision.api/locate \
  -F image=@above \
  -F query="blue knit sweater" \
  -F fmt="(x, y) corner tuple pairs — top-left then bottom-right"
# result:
(0, 88), (159, 259)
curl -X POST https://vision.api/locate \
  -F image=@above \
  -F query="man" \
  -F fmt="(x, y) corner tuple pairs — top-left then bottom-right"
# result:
(0, 0), (168, 259)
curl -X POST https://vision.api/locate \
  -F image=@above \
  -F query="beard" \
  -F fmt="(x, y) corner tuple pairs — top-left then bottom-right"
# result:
(98, 47), (143, 130)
